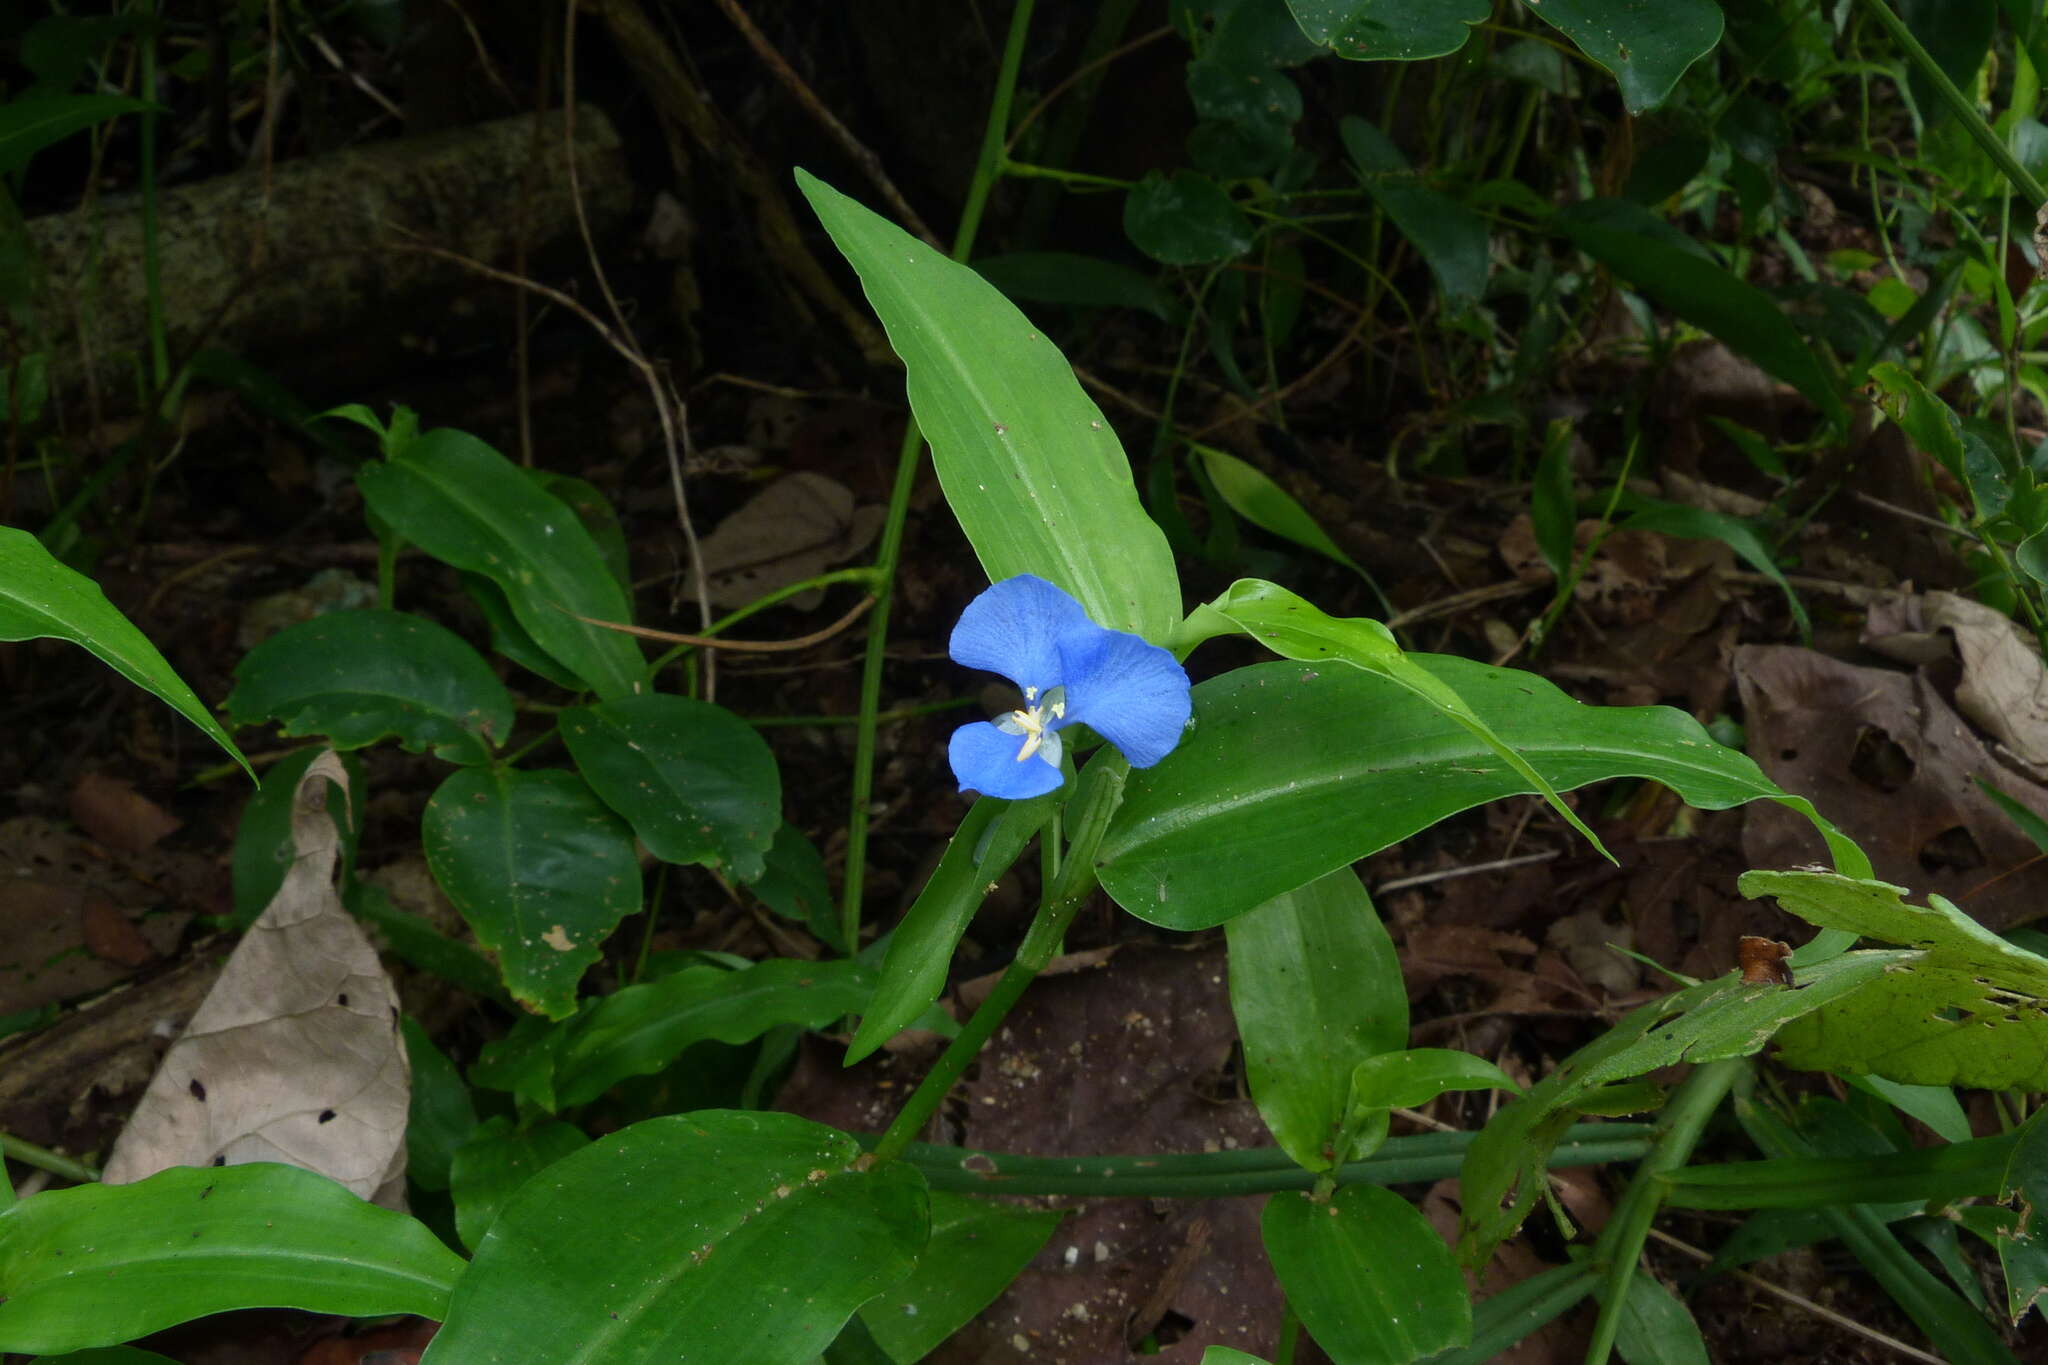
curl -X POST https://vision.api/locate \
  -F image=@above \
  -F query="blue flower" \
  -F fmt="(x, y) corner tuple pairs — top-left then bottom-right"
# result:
(947, 575), (1192, 799)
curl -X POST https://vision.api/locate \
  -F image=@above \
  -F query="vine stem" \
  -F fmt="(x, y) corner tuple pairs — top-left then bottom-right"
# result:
(1861, 0), (2047, 205)
(870, 757), (1122, 1165)
(837, 0), (1039, 953)
(1583, 1057), (1746, 1365)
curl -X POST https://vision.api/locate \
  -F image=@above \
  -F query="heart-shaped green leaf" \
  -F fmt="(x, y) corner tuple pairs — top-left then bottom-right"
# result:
(423, 767), (640, 1019)
(562, 694), (781, 882)
(226, 609), (514, 765)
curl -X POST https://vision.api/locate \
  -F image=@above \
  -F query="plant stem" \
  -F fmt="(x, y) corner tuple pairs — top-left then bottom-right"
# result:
(838, 0), (1038, 953)
(885, 1123), (1654, 1198)
(1862, 0), (2047, 205)
(2, 1132), (101, 1185)
(870, 758), (1121, 1164)
(1584, 1057), (1745, 1365)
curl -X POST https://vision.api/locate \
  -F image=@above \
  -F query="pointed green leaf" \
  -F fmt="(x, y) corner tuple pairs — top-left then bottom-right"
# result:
(849, 793), (1056, 1062)
(421, 1112), (928, 1365)
(857, 1192), (1060, 1361)
(1185, 578), (1613, 863)
(357, 429), (646, 699)
(1227, 870), (1405, 1172)
(1287, 0), (1488, 62)
(1101, 652), (1866, 930)
(797, 171), (1180, 643)
(0, 526), (251, 778)
(0, 1165), (461, 1354)
(1264, 1184), (1469, 1362)
(1531, 0), (1723, 114)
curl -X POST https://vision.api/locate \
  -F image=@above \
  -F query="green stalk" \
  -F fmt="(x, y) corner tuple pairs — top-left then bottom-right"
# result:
(870, 755), (1121, 1164)
(838, 0), (1038, 952)
(2, 1131), (101, 1186)
(888, 1124), (1653, 1197)
(1862, 0), (2047, 205)
(138, 0), (169, 393)
(1583, 1057), (1744, 1365)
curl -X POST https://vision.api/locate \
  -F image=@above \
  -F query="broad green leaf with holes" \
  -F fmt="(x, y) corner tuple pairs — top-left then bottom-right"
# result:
(0, 526), (251, 778)
(1740, 869), (2048, 1090)
(1459, 951), (1907, 1264)
(798, 171), (1180, 643)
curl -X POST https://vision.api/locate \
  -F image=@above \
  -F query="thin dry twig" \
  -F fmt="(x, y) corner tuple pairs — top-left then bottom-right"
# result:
(1373, 850), (1562, 895)
(1645, 1228), (1949, 1365)
(561, 0), (717, 697)
(572, 594), (877, 653)
(710, 0), (940, 249)
(1006, 24), (1174, 152)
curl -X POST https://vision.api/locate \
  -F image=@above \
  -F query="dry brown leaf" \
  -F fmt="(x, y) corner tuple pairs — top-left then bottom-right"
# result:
(683, 471), (884, 609)
(1865, 590), (2048, 774)
(1735, 644), (2048, 930)
(70, 772), (181, 854)
(101, 751), (411, 1207)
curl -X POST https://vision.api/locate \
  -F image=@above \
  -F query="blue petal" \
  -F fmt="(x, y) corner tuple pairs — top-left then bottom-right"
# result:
(1056, 629), (1192, 768)
(949, 575), (1095, 693)
(949, 720), (1067, 798)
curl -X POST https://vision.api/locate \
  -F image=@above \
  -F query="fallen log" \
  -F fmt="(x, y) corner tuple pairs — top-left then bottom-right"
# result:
(12, 107), (633, 418)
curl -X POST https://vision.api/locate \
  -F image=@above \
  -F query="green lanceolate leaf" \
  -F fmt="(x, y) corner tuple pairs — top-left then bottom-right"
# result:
(1227, 869), (1406, 1172)
(0, 1165), (462, 1354)
(356, 429), (646, 699)
(0, 94), (157, 176)
(1529, 0), (1724, 114)
(1264, 1184), (1470, 1363)
(1458, 952), (1905, 1264)
(549, 958), (879, 1109)
(226, 609), (515, 765)
(1185, 578), (1613, 864)
(1553, 201), (1844, 426)
(1740, 869), (2048, 1090)
(403, 1017), (479, 1194)
(1191, 444), (1376, 584)
(1613, 1271), (1710, 1365)
(1287, 0), (1488, 62)
(797, 171), (1181, 643)
(1100, 652), (1867, 931)
(423, 767), (641, 1019)
(449, 1115), (590, 1253)
(848, 792), (1057, 1062)
(562, 694), (782, 882)
(0, 526), (251, 778)
(1340, 117), (1490, 303)
(420, 1112), (928, 1365)
(1348, 1049), (1520, 1114)
(856, 1192), (1060, 1361)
